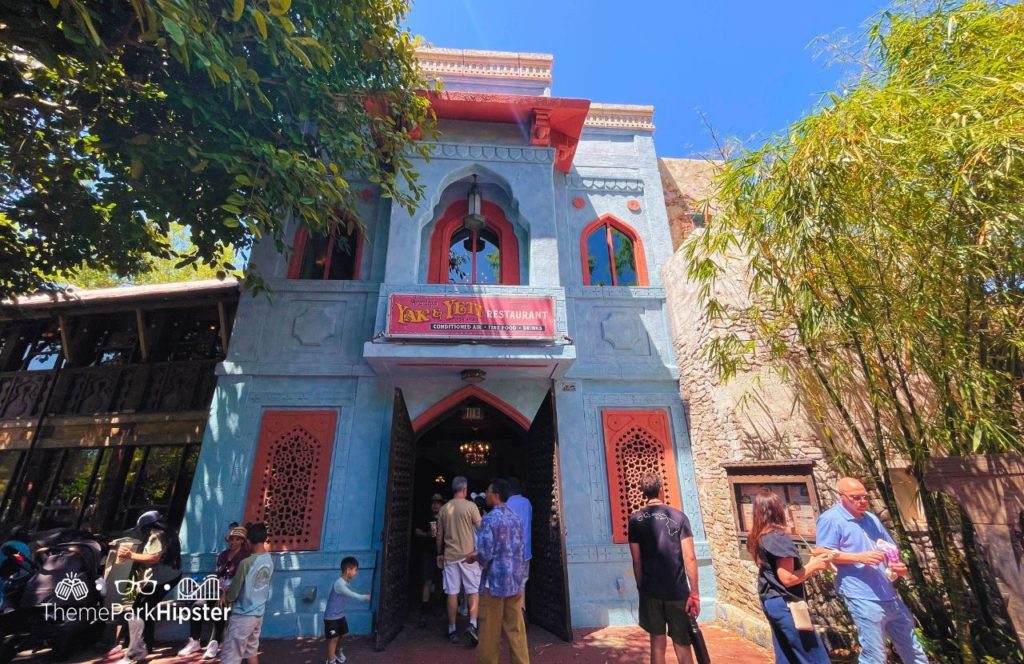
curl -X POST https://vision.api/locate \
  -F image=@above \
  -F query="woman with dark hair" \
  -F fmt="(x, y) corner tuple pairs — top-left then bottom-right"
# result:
(748, 490), (832, 664)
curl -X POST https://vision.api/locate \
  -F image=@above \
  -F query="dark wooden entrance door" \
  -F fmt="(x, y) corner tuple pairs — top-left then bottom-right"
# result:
(374, 389), (415, 651)
(524, 390), (573, 641)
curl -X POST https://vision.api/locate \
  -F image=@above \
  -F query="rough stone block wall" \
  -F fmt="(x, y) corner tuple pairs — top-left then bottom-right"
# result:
(658, 158), (722, 251)
(661, 240), (844, 647)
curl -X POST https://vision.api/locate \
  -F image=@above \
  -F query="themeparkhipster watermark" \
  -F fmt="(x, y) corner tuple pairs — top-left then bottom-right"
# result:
(44, 573), (230, 623)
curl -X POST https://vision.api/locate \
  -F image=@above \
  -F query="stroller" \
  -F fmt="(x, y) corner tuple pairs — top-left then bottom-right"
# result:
(0, 529), (108, 663)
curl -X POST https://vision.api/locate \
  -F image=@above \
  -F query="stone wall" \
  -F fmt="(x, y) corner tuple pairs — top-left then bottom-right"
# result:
(661, 233), (843, 648)
(658, 158), (722, 251)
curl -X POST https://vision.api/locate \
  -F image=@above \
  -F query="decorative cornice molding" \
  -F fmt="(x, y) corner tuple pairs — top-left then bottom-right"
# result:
(417, 48), (553, 83)
(422, 142), (554, 165)
(585, 104), (655, 131)
(567, 174), (644, 193)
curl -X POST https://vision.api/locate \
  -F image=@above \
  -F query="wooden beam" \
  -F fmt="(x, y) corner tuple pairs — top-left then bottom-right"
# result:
(57, 315), (73, 364)
(217, 301), (230, 352)
(135, 308), (148, 361)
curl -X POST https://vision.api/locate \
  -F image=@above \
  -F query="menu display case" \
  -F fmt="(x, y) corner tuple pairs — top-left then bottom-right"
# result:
(723, 460), (822, 556)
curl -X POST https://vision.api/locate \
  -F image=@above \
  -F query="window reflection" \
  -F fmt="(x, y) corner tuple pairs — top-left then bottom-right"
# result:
(449, 227), (502, 285)
(586, 228), (614, 286)
(584, 222), (641, 287)
(611, 228), (638, 286)
(298, 225), (359, 280)
(36, 448), (104, 530)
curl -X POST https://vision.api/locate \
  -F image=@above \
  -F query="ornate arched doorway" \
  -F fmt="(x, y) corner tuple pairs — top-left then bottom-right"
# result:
(374, 388), (571, 650)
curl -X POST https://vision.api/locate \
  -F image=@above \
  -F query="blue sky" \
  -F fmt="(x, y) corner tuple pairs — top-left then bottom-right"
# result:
(406, 1), (890, 157)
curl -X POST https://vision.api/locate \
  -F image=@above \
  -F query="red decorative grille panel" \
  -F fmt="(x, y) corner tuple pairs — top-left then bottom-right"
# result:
(244, 410), (337, 551)
(602, 409), (681, 544)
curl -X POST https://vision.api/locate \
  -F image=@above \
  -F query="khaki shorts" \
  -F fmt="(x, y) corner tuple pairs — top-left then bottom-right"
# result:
(638, 594), (692, 646)
(442, 559), (481, 595)
(220, 614), (263, 664)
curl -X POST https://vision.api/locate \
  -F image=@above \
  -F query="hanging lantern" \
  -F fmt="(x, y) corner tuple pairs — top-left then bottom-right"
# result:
(462, 175), (486, 231)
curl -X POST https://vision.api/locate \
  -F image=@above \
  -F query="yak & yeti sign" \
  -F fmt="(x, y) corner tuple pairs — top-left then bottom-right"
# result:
(385, 294), (556, 341)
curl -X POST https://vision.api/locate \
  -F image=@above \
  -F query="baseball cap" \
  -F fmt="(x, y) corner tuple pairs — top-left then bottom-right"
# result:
(430, 493), (443, 502)
(136, 510), (163, 529)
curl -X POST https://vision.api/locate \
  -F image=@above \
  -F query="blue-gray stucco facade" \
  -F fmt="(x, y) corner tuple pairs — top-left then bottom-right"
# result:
(179, 73), (717, 639)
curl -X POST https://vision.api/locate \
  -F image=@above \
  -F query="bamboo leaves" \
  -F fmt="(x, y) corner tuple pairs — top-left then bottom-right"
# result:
(685, 3), (1024, 661)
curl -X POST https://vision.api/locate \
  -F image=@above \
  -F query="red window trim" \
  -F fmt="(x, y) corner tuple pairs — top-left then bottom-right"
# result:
(287, 225), (365, 280)
(427, 199), (521, 285)
(580, 215), (649, 287)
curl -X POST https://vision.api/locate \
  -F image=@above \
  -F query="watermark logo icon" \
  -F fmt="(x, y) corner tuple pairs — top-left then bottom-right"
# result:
(54, 573), (89, 602)
(114, 578), (162, 596)
(177, 575), (220, 602)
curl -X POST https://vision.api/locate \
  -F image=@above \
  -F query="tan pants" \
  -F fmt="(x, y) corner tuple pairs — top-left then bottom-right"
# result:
(476, 590), (529, 664)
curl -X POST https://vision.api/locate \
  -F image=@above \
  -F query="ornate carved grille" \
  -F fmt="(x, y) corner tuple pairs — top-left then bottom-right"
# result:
(602, 410), (681, 544)
(245, 410), (337, 551)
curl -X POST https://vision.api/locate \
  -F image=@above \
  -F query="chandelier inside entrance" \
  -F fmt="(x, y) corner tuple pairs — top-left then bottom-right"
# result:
(459, 440), (490, 467)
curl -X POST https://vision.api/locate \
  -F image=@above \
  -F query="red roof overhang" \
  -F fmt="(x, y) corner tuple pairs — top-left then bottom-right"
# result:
(422, 90), (591, 173)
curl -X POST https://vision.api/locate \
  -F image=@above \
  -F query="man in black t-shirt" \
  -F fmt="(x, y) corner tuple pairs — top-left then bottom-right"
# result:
(628, 473), (700, 664)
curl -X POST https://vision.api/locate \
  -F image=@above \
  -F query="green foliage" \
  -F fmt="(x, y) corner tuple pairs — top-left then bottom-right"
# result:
(65, 223), (236, 288)
(0, 0), (435, 298)
(686, 2), (1024, 662)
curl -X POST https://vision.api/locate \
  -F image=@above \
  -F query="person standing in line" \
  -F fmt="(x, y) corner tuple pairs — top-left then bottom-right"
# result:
(115, 510), (182, 664)
(436, 475), (482, 645)
(816, 477), (928, 664)
(221, 523), (274, 664)
(628, 473), (700, 664)
(323, 557), (370, 664)
(505, 478), (532, 600)
(414, 493), (444, 627)
(748, 490), (833, 663)
(179, 523), (251, 660)
(467, 479), (528, 664)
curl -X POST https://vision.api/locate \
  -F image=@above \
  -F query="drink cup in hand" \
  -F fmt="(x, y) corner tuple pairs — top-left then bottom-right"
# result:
(875, 539), (900, 580)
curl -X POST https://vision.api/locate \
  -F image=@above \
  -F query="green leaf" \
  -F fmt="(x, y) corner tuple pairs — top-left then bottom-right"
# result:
(210, 64), (231, 83)
(268, 0), (291, 16)
(253, 9), (268, 39)
(162, 16), (186, 46)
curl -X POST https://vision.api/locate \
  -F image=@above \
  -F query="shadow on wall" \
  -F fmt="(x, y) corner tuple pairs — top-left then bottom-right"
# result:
(185, 375), (247, 553)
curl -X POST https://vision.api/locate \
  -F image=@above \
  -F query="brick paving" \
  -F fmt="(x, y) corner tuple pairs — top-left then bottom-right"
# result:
(13, 622), (770, 663)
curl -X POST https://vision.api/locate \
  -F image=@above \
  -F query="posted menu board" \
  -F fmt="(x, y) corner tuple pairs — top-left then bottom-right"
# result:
(735, 482), (817, 539)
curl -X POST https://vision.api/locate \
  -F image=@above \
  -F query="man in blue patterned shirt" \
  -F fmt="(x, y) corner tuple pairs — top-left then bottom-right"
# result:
(466, 478), (528, 664)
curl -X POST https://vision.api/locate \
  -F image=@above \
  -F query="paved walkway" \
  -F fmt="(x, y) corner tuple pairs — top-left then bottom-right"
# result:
(12, 622), (770, 663)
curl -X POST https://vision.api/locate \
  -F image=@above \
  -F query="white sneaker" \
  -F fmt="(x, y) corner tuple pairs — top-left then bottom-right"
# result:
(202, 640), (220, 659)
(335, 651), (347, 664)
(178, 638), (202, 657)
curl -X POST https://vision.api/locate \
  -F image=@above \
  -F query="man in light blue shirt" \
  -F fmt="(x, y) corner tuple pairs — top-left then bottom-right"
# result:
(505, 477), (532, 594)
(816, 477), (928, 664)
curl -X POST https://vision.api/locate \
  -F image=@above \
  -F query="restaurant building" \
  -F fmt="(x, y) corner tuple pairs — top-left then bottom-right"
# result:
(178, 47), (716, 646)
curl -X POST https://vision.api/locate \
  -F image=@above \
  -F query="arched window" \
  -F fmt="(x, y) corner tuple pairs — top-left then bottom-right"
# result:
(581, 216), (649, 287)
(288, 224), (363, 280)
(428, 200), (520, 285)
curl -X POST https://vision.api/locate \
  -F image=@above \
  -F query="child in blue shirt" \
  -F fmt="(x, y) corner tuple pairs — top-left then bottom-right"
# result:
(324, 557), (370, 664)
